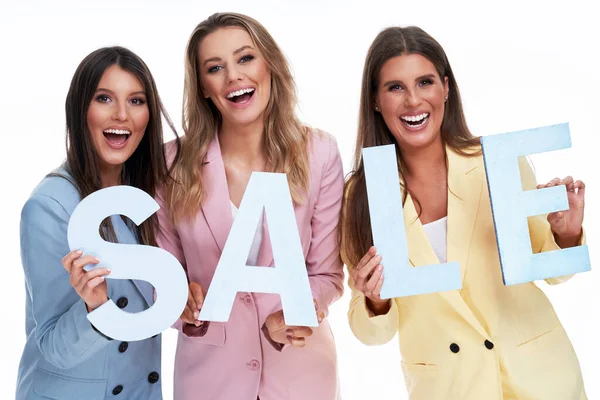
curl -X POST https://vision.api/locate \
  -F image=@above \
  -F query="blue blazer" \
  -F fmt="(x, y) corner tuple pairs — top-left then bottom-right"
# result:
(17, 168), (162, 400)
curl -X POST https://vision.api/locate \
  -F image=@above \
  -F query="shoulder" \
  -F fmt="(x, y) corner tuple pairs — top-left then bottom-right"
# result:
(25, 168), (81, 217)
(446, 144), (485, 173)
(307, 127), (341, 167)
(163, 139), (180, 168)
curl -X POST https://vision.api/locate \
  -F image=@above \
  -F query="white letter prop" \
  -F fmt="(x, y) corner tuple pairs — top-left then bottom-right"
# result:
(363, 145), (462, 298)
(67, 186), (189, 341)
(480, 123), (591, 285)
(199, 172), (317, 327)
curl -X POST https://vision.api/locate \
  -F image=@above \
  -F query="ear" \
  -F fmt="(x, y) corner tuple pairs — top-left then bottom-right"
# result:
(443, 76), (449, 100)
(199, 85), (209, 99)
(373, 94), (380, 112)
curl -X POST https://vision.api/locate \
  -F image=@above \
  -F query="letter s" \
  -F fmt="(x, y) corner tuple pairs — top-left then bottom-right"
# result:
(67, 186), (188, 341)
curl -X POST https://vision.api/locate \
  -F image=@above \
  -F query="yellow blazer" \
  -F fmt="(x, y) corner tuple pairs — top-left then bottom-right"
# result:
(343, 147), (586, 400)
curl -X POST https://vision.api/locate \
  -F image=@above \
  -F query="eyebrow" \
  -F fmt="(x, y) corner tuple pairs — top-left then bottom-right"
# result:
(382, 74), (436, 87)
(95, 88), (146, 96)
(203, 45), (255, 66)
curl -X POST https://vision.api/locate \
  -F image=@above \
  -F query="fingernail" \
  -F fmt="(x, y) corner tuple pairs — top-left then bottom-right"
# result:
(193, 311), (199, 319)
(377, 265), (383, 271)
(375, 255), (382, 261)
(195, 321), (200, 327)
(93, 257), (100, 262)
(99, 276), (105, 282)
(106, 268), (112, 272)
(286, 329), (293, 335)
(76, 250), (83, 255)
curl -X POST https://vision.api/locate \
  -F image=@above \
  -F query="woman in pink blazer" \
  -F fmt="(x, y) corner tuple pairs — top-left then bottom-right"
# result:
(155, 12), (344, 400)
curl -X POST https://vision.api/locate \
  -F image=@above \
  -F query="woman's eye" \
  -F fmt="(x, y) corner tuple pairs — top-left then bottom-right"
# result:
(96, 95), (110, 102)
(207, 65), (222, 73)
(131, 98), (146, 105)
(239, 55), (254, 63)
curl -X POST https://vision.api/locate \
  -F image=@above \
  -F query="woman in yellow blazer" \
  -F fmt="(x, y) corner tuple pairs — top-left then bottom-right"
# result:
(341, 26), (587, 400)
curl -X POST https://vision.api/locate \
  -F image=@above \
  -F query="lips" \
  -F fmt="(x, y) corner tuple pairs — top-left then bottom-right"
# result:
(399, 112), (430, 131)
(103, 128), (131, 149)
(226, 87), (255, 104)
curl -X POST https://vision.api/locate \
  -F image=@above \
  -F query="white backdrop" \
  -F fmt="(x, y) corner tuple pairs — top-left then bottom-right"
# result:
(1, 1), (598, 399)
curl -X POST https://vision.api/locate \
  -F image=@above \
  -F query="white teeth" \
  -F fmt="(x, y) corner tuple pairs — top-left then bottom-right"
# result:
(226, 88), (255, 99)
(104, 129), (131, 135)
(400, 113), (429, 123)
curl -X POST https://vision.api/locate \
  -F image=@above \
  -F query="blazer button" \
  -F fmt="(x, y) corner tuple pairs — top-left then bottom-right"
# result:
(248, 359), (260, 370)
(112, 385), (123, 395)
(485, 340), (494, 350)
(116, 297), (128, 309)
(118, 342), (128, 353)
(450, 343), (460, 353)
(148, 371), (160, 384)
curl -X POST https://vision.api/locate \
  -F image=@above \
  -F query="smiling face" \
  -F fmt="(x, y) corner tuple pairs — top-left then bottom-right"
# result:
(86, 64), (148, 173)
(198, 27), (271, 129)
(375, 53), (448, 152)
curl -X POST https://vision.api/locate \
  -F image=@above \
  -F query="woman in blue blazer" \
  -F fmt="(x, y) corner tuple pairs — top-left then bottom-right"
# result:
(17, 46), (180, 400)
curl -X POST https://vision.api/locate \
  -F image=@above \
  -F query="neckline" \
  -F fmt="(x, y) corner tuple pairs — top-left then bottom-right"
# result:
(422, 216), (448, 228)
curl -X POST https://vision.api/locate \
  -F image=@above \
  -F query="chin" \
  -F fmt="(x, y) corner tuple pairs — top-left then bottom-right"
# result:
(231, 113), (263, 127)
(100, 153), (130, 168)
(397, 132), (437, 149)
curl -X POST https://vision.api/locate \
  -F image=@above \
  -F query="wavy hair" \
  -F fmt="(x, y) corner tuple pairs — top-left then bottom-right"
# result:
(166, 12), (310, 222)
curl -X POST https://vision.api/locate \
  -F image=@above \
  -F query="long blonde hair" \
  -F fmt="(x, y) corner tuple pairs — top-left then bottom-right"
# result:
(167, 12), (310, 222)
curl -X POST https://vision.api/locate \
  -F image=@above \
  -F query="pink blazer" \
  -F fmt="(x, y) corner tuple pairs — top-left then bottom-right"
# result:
(155, 129), (345, 400)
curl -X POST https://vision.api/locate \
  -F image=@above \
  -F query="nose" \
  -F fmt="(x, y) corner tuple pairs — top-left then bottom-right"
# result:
(405, 89), (421, 108)
(226, 64), (243, 83)
(112, 101), (128, 121)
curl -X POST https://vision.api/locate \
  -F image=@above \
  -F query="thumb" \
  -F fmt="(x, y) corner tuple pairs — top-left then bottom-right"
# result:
(548, 211), (564, 225)
(266, 309), (285, 331)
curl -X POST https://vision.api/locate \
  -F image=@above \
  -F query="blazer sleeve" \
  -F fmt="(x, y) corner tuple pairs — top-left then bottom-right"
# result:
(154, 186), (188, 333)
(20, 194), (111, 370)
(305, 134), (345, 317)
(347, 273), (399, 346)
(340, 183), (399, 346)
(519, 156), (586, 285)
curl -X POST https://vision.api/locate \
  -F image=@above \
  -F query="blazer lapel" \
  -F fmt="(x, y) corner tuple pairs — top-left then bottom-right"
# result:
(446, 148), (482, 283)
(200, 135), (234, 253)
(404, 192), (440, 267)
(199, 134), (278, 267)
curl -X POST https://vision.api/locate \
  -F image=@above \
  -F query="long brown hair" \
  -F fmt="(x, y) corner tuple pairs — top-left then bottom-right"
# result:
(166, 12), (310, 223)
(341, 26), (481, 267)
(62, 46), (180, 245)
